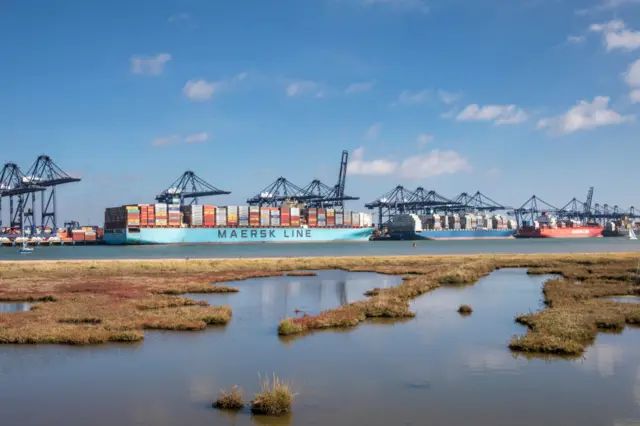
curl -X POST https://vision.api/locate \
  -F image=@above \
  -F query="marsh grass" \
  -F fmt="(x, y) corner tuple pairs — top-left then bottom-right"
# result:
(1, 253), (639, 352)
(213, 385), (244, 411)
(251, 374), (295, 416)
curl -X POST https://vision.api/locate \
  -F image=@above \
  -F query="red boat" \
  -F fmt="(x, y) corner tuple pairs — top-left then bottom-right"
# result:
(516, 213), (603, 238)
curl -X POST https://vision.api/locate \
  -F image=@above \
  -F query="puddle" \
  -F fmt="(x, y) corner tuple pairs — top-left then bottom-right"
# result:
(0, 302), (32, 313)
(604, 296), (640, 304)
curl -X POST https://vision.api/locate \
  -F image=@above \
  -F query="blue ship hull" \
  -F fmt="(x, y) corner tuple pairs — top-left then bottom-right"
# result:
(392, 229), (516, 240)
(103, 227), (374, 245)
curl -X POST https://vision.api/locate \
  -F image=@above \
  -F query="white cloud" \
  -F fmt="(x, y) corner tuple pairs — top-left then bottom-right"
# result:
(398, 150), (471, 179)
(416, 133), (434, 148)
(456, 104), (528, 125)
(183, 79), (218, 101)
(345, 81), (374, 94)
(438, 89), (461, 105)
(151, 134), (180, 147)
(347, 147), (471, 179)
(626, 58), (640, 86)
(363, 123), (382, 141)
(537, 96), (635, 134)
(347, 147), (398, 176)
(394, 89), (429, 105)
(285, 80), (322, 98)
(590, 20), (640, 51)
(130, 53), (172, 76)
(577, 0), (640, 15)
(631, 90), (640, 103)
(567, 35), (586, 43)
(184, 132), (209, 143)
(182, 72), (246, 101)
(361, 0), (429, 14)
(168, 13), (190, 23)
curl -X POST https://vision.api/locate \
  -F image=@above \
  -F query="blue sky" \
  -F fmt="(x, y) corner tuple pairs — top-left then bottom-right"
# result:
(1, 0), (640, 225)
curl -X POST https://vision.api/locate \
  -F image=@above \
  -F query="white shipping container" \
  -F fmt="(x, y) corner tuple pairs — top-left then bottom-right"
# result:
(290, 207), (300, 217)
(271, 219), (281, 226)
(260, 218), (270, 226)
(249, 206), (259, 213)
(239, 219), (249, 226)
(227, 206), (238, 214)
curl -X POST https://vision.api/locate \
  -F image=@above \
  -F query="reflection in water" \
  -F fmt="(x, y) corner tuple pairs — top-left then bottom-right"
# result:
(0, 269), (639, 426)
(579, 343), (625, 378)
(0, 303), (32, 313)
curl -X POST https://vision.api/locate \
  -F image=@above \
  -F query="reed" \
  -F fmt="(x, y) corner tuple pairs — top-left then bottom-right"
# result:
(213, 385), (244, 411)
(251, 374), (295, 416)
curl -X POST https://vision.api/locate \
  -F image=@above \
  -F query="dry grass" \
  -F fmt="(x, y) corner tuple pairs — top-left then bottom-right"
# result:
(213, 385), (244, 411)
(251, 374), (295, 416)
(458, 304), (473, 314)
(1, 253), (639, 353)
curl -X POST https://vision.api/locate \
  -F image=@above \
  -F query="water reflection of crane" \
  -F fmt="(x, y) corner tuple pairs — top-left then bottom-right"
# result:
(337, 280), (348, 306)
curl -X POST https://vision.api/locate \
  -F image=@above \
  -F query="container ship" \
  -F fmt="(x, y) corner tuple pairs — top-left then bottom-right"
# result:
(384, 213), (517, 240)
(601, 219), (640, 237)
(515, 213), (603, 238)
(103, 204), (374, 245)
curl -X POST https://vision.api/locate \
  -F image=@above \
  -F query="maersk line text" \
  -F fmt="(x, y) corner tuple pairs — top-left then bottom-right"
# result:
(216, 229), (313, 239)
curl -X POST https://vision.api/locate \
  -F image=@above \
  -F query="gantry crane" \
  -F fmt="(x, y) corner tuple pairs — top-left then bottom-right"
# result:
(156, 170), (231, 205)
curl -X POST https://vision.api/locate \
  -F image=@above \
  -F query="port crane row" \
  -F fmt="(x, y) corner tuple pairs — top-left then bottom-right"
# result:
(365, 185), (638, 229)
(2, 152), (636, 235)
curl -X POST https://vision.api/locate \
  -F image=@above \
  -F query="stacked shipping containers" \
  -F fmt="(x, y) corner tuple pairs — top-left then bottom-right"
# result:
(168, 204), (181, 227)
(105, 203), (377, 231)
(343, 210), (352, 226)
(216, 207), (228, 227)
(260, 207), (270, 226)
(281, 207), (291, 226)
(351, 212), (360, 227)
(227, 206), (239, 226)
(270, 207), (280, 227)
(291, 207), (300, 227)
(249, 206), (260, 227)
(239, 206), (249, 227)
(155, 204), (168, 227)
(203, 205), (215, 227)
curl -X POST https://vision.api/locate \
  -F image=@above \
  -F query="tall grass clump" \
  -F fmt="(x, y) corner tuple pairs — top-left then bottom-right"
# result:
(250, 374), (296, 416)
(212, 385), (244, 411)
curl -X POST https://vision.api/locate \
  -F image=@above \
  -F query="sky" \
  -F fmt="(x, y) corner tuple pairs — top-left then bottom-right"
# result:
(1, 0), (640, 226)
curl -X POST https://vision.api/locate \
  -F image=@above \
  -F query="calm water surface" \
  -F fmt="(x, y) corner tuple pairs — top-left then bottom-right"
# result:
(0, 303), (31, 313)
(1, 238), (639, 261)
(0, 270), (639, 426)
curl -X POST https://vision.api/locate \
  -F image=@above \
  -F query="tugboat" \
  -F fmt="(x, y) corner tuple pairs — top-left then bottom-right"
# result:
(18, 240), (34, 254)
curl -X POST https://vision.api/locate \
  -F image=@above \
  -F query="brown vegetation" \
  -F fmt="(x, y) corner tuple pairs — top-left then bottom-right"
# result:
(251, 374), (295, 416)
(1, 253), (639, 354)
(458, 304), (473, 314)
(285, 271), (318, 277)
(213, 385), (244, 411)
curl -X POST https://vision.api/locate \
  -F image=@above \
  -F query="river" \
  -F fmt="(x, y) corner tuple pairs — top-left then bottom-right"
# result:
(0, 269), (638, 425)
(1, 238), (639, 261)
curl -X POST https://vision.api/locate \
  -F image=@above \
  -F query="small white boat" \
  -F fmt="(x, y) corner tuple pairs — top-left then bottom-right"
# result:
(630, 228), (638, 241)
(18, 241), (34, 254)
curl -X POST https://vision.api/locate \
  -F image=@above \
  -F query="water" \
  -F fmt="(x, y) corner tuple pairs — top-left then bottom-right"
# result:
(604, 296), (640, 304)
(1, 238), (639, 261)
(0, 269), (639, 426)
(0, 303), (32, 313)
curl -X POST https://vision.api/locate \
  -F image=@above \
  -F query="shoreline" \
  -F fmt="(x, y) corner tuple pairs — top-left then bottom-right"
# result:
(1, 251), (638, 265)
